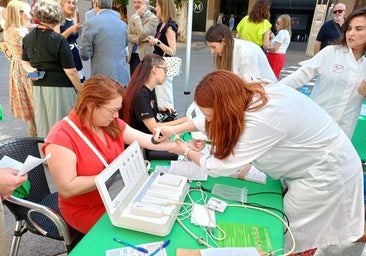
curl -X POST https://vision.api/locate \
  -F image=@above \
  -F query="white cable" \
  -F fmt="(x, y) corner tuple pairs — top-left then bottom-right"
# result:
(176, 186), (295, 255)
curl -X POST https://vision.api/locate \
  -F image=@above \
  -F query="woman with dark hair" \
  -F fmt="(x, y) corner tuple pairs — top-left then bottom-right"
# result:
(160, 70), (364, 255)
(205, 24), (276, 82)
(146, 0), (177, 110)
(22, 0), (82, 137)
(122, 53), (186, 159)
(236, 0), (272, 49)
(43, 74), (177, 234)
(122, 53), (186, 132)
(281, 7), (366, 138)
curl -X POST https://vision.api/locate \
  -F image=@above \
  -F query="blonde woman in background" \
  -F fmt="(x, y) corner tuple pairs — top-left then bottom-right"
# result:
(146, 0), (177, 111)
(58, 0), (84, 82)
(0, 0), (12, 57)
(236, 0), (272, 50)
(4, 0), (36, 136)
(266, 14), (292, 79)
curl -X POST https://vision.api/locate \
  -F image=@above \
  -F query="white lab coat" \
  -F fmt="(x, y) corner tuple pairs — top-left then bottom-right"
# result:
(280, 45), (366, 138)
(232, 38), (277, 82)
(193, 84), (364, 253)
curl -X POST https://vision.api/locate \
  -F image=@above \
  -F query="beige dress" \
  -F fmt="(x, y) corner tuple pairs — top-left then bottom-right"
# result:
(5, 25), (35, 121)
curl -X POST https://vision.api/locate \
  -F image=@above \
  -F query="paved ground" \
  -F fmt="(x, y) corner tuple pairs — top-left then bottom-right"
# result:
(1, 40), (365, 255)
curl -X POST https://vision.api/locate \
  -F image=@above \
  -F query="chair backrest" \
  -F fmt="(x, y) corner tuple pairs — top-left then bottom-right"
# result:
(0, 137), (50, 219)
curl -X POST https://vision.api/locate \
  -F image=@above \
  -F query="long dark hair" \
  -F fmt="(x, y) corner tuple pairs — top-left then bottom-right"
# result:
(205, 24), (234, 71)
(121, 54), (165, 124)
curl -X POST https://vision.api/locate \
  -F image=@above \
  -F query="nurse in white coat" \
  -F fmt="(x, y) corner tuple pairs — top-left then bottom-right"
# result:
(205, 24), (277, 83)
(162, 70), (364, 255)
(280, 8), (366, 138)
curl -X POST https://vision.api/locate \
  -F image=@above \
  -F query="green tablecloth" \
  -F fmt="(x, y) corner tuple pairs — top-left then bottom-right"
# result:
(69, 160), (284, 255)
(351, 108), (366, 161)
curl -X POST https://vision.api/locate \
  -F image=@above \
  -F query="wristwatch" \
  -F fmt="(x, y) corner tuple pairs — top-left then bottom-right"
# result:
(156, 40), (161, 46)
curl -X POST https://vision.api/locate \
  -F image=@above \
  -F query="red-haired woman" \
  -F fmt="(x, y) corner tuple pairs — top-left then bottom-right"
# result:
(160, 70), (364, 256)
(43, 75), (177, 234)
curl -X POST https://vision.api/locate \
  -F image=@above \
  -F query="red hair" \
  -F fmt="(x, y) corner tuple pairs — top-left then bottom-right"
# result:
(75, 75), (124, 139)
(194, 70), (268, 159)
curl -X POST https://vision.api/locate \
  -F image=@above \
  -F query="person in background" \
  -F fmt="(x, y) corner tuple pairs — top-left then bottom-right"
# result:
(128, 0), (158, 76)
(0, 168), (28, 255)
(84, 0), (96, 20)
(58, 0), (85, 83)
(4, 0), (36, 136)
(22, 0), (82, 138)
(216, 12), (224, 24)
(122, 54), (187, 159)
(314, 3), (346, 55)
(266, 14), (292, 79)
(236, 0), (272, 50)
(228, 14), (235, 31)
(79, 0), (129, 86)
(205, 24), (277, 82)
(43, 74), (177, 234)
(160, 70), (364, 256)
(281, 7), (366, 138)
(0, 0), (11, 57)
(145, 0), (177, 110)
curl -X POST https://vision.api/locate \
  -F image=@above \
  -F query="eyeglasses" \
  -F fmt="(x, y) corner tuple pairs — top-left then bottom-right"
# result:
(100, 105), (121, 115)
(333, 9), (345, 14)
(156, 66), (167, 74)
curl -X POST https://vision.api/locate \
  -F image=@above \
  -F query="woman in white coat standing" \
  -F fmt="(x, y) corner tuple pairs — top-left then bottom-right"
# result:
(160, 70), (364, 255)
(281, 7), (366, 138)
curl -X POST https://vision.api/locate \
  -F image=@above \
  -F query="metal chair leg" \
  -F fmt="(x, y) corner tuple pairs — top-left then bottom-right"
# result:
(9, 220), (27, 256)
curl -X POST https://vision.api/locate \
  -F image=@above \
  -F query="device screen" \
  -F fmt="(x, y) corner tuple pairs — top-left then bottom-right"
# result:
(105, 169), (125, 201)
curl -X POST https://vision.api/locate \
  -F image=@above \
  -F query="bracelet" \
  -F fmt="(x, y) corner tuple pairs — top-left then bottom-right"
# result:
(184, 148), (193, 159)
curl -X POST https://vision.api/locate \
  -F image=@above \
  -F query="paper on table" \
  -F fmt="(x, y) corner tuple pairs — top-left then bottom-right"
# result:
(0, 154), (51, 176)
(169, 161), (208, 181)
(200, 247), (261, 256)
(244, 166), (267, 184)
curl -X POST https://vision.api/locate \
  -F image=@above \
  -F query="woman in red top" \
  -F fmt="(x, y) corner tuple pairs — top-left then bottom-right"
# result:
(43, 75), (177, 234)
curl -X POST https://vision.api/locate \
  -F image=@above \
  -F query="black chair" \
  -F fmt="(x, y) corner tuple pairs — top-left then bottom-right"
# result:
(0, 137), (83, 256)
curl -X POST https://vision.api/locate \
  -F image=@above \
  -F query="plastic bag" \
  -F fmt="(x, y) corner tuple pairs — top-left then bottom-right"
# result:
(212, 183), (247, 203)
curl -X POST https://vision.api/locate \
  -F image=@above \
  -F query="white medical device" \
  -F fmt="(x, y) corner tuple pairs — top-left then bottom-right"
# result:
(95, 141), (189, 236)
